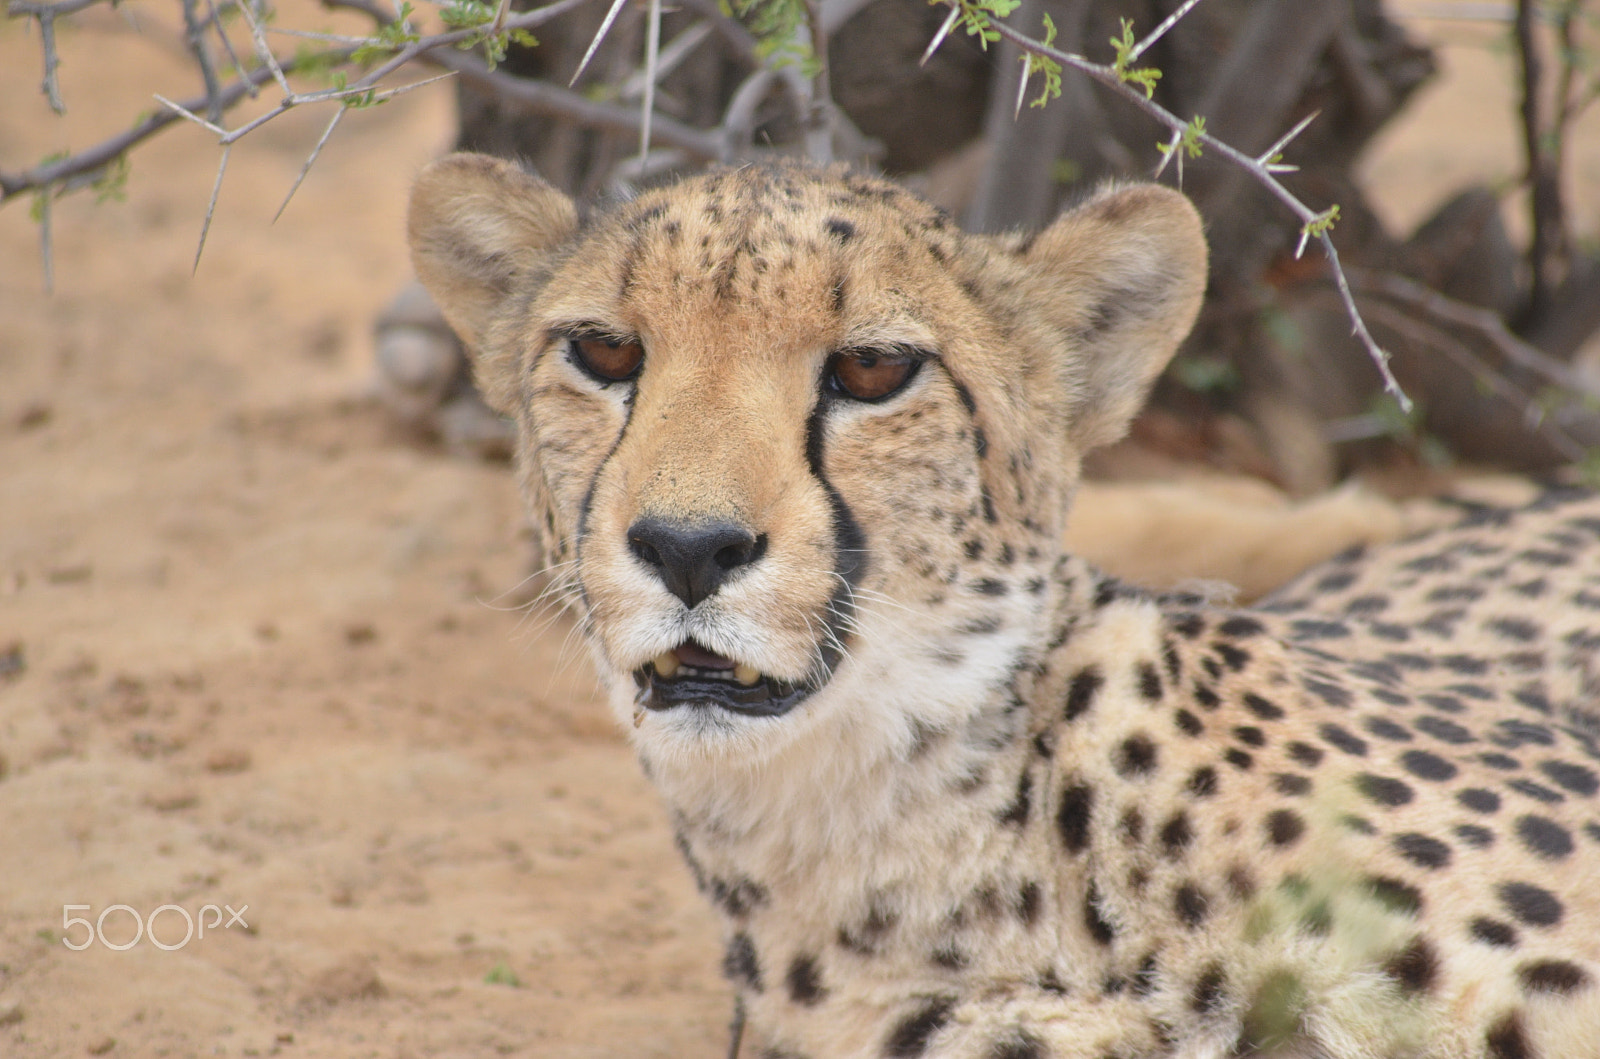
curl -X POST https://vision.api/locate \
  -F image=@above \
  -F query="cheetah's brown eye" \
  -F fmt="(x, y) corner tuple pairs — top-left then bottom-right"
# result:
(569, 334), (644, 382)
(828, 349), (920, 402)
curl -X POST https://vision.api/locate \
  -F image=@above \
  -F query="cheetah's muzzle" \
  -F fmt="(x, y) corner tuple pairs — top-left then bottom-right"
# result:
(633, 640), (813, 717)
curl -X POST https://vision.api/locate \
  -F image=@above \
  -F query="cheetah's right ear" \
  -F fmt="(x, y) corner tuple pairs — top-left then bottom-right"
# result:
(408, 153), (578, 413)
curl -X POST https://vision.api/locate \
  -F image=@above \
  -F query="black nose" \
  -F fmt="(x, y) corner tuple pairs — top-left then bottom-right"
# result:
(627, 518), (767, 608)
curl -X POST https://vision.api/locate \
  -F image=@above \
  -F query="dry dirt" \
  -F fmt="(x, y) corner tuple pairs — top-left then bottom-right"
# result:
(0, 9), (1594, 1059)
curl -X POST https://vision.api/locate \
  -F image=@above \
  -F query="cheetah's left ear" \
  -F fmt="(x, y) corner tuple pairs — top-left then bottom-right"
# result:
(1019, 184), (1208, 451)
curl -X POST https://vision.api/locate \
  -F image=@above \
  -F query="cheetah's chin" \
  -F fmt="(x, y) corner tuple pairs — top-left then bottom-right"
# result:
(631, 640), (815, 718)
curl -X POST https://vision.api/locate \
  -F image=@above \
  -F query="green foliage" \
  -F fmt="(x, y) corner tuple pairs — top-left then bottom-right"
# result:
(726, 0), (816, 71)
(1171, 353), (1239, 396)
(434, 0), (536, 70)
(351, 2), (420, 66)
(1110, 17), (1161, 98)
(939, 0), (1020, 50)
(483, 962), (522, 987)
(91, 154), (131, 204)
(1158, 114), (1206, 163)
(1302, 204), (1340, 240)
(1024, 13), (1062, 108)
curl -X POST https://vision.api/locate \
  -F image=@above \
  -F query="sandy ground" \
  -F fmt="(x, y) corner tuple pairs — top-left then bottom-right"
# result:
(0, 7), (1595, 1058)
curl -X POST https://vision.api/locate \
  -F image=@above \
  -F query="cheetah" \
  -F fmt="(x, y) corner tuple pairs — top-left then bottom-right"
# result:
(407, 155), (1600, 1058)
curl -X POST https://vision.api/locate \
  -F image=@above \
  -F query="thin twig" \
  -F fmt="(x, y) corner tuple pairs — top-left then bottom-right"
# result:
(274, 105), (346, 222)
(194, 142), (231, 272)
(38, 180), (54, 293)
(639, 0), (660, 159)
(8, 0), (111, 112)
(205, 0), (256, 95)
(571, 0), (629, 86)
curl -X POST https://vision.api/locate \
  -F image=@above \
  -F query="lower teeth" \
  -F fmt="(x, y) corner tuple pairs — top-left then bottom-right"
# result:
(733, 664), (762, 686)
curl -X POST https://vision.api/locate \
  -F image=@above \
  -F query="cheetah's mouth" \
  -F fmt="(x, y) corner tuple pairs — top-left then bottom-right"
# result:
(632, 640), (813, 717)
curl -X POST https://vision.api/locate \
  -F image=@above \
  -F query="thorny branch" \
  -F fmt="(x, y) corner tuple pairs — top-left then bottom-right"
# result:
(957, 2), (1412, 412)
(7, 0), (108, 113)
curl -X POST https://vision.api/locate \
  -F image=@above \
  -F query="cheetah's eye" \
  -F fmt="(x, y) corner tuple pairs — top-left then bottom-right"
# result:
(827, 349), (921, 402)
(568, 333), (644, 383)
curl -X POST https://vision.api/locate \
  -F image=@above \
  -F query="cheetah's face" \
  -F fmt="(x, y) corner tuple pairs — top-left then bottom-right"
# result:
(409, 157), (1206, 763)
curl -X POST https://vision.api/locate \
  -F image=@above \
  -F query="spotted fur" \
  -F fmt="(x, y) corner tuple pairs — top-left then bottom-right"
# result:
(409, 156), (1600, 1058)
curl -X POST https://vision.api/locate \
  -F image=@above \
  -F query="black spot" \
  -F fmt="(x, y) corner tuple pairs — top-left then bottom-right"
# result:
(1302, 679), (1353, 707)
(884, 997), (955, 1057)
(1393, 832), (1451, 869)
(1219, 616), (1265, 637)
(1084, 881), (1115, 944)
(1383, 936), (1438, 994)
(711, 877), (770, 918)
(1518, 958), (1591, 994)
(1063, 667), (1103, 722)
(1480, 752), (1522, 770)
(1413, 716), (1475, 745)
(1341, 814), (1376, 835)
(1037, 968), (1068, 995)
(1458, 787), (1501, 813)
(1159, 811), (1193, 857)
(1320, 723), (1368, 757)
(1496, 721), (1555, 748)
(723, 933), (763, 991)
(1499, 881), (1564, 927)
(1542, 759), (1599, 796)
(1174, 709), (1204, 736)
(1131, 952), (1160, 996)
(1365, 875), (1423, 916)
(932, 944), (966, 970)
(1485, 1012), (1530, 1059)
(1363, 716), (1412, 742)
(1233, 726), (1266, 747)
(1264, 809), (1305, 847)
(1194, 684), (1221, 710)
(1138, 663), (1163, 701)
(1243, 693), (1285, 721)
(1273, 773), (1312, 796)
(1507, 778), (1564, 804)
(1400, 749), (1459, 782)
(974, 578), (1008, 597)
(1174, 882), (1209, 927)
(1515, 815), (1574, 859)
(1188, 766), (1219, 797)
(837, 900), (897, 955)
(1224, 748), (1254, 771)
(985, 1031), (1045, 1059)
(1119, 807), (1144, 845)
(825, 217), (856, 242)
(1057, 783), (1094, 853)
(1455, 824), (1494, 848)
(998, 770), (1033, 827)
(1470, 917), (1517, 947)
(786, 954), (827, 1005)
(1191, 965), (1227, 1014)
(1287, 741), (1325, 768)
(1421, 693), (1466, 714)
(1116, 734), (1158, 777)
(1171, 613), (1205, 639)
(1226, 866), (1256, 900)
(1356, 773), (1415, 807)
(1291, 619), (1351, 640)
(1016, 882), (1042, 926)
(1215, 643), (1251, 672)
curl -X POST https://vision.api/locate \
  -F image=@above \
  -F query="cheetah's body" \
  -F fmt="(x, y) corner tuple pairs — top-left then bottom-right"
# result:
(408, 157), (1600, 1058)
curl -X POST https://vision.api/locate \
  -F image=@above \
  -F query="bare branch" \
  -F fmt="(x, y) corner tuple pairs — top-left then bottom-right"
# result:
(179, 0), (225, 122)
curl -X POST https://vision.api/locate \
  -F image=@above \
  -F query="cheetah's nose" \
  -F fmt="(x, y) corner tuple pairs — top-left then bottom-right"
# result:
(627, 518), (767, 608)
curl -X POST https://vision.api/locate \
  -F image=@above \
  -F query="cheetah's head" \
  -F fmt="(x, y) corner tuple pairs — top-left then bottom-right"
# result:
(409, 156), (1206, 769)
